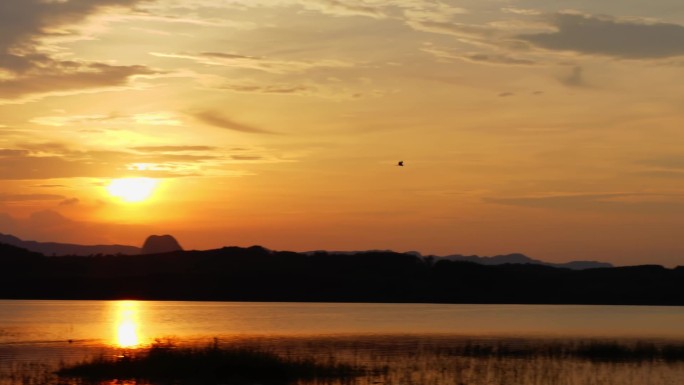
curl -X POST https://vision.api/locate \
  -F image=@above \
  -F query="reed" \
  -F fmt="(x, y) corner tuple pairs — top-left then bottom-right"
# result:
(441, 339), (684, 362)
(57, 339), (363, 383)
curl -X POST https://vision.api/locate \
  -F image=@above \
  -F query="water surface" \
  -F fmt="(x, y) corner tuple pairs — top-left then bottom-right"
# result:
(2, 300), (684, 346)
(2, 300), (684, 385)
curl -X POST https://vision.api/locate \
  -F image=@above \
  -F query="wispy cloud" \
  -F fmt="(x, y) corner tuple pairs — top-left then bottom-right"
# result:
(151, 52), (354, 74)
(484, 193), (684, 214)
(59, 198), (80, 206)
(30, 112), (182, 127)
(561, 65), (585, 87)
(0, 0), (156, 103)
(299, 0), (387, 19)
(193, 111), (277, 134)
(0, 144), (206, 180)
(131, 146), (217, 152)
(0, 63), (157, 103)
(215, 82), (315, 95)
(422, 45), (538, 66)
(0, 193), (65, 202)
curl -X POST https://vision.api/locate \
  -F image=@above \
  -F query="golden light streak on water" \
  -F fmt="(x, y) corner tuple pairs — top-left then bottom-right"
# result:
(114, 301), (141, 348)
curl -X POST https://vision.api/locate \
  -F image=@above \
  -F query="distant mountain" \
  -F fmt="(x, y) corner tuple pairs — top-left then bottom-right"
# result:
(0, 233), (140, 256)
(441, 253), (612, 270)
(307, 250), (610, 270)
(0, 232), (612, 269)
(141, 234), (183, 254)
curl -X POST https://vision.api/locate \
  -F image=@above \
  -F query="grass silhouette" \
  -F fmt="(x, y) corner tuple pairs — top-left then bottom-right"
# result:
(57, 339), (363, 383)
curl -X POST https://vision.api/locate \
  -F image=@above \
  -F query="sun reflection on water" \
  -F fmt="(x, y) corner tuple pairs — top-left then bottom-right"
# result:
(114, 301), (142, 348)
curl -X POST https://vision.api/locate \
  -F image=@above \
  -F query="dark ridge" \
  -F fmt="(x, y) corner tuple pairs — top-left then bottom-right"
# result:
(0, 246), (683, 305)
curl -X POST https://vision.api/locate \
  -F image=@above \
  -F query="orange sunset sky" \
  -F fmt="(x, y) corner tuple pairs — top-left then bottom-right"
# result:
(2, 0), (684, 266)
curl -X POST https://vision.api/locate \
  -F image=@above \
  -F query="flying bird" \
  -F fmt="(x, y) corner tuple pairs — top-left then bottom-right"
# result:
(397, 161), (404, 167)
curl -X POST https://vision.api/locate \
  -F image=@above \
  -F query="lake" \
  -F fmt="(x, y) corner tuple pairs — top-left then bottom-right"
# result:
(2, 300), (684, 385)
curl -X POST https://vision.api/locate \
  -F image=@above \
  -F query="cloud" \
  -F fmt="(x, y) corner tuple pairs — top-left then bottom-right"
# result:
(636, 170), (684, 179)
(0, 141), (287, 180)
(151, 52), (354, 74)
(0, 63), (157, 102)
(197, 75), (351, 98)
(0, 0), (144, 71)
(299, 0), (386, 19)
(0, 149), (30, 157)
(462, 53), (536, 66)
(31, 111), (182, 127)
(402, 3), (468, 23)
(518, 13), (684, 59)
(641, 156), (684, 170)
(0, 193), (65, 202)
(635, 156), (684, 178)
(0, 0), (155, 102)
(131, 146), (217, 152)
(193, 111), (277, 134)
(216, 82), (315, 95)
(59, 197), (80, 206)
(0, 144), (205, 180)
(406, 19), (495, 40)
(561, 65), (584, 87)
(231, 155), (263, 161)
(484, 193), (684, 214)
(501, 7), (542, 16)
(422, 45), (537, 67)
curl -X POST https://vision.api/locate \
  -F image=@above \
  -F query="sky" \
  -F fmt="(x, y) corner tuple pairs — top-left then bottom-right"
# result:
(2, 0), (684, 266)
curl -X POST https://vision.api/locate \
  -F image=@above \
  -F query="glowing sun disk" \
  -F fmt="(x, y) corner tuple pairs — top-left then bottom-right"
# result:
(107, 178), (158, 202)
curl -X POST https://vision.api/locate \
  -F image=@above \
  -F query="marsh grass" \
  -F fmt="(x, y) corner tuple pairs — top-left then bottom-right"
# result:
(0, 361), (54, 385)
(56, 338), (364, 384)
(6, 336), (684, 385)
(430, 339), (684, 363)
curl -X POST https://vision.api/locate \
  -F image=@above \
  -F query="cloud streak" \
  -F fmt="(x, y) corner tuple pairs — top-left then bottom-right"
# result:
(484, 193), (684, 214)
(0, 140), (289, 180)
(0, 63), (156, 102)
(0, 193), (65, 202)
(299, 0), (387, 19)
(194, 111), (277, 134)
(151, 52), (354, 74)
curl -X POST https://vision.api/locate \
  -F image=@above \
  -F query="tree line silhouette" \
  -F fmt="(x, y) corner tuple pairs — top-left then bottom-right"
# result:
(1, 243), (683, 305)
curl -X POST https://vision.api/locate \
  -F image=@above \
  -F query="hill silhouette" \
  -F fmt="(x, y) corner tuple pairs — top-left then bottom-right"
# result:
(141, 235), (183, 254)
(0, 243), (682, 305)
(0, 233), (140, 256)
(0, 233), (611, 269)
(442, 253), (612, 270)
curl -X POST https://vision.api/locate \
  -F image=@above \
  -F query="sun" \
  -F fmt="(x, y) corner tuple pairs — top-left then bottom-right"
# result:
(106, 178), (158, 203)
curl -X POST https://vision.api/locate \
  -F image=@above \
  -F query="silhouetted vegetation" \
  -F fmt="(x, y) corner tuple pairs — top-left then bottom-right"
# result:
(57, 339), (362, 383)
(52, 337), (684, 385)
(442, 339), (684, 362)
(2, 242), (684, 304)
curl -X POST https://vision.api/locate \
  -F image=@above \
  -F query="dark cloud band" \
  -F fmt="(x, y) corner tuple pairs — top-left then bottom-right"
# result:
(519, 13), (684, 59)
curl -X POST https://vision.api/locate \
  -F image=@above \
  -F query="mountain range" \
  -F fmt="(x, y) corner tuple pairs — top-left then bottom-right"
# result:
(1, 232), (611, 269)
(441, 253), (612, 270)
(0, 233), (140, 256)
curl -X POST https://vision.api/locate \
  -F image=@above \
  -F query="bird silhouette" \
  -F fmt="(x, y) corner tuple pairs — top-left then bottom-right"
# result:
(397, 161), (404, 166)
